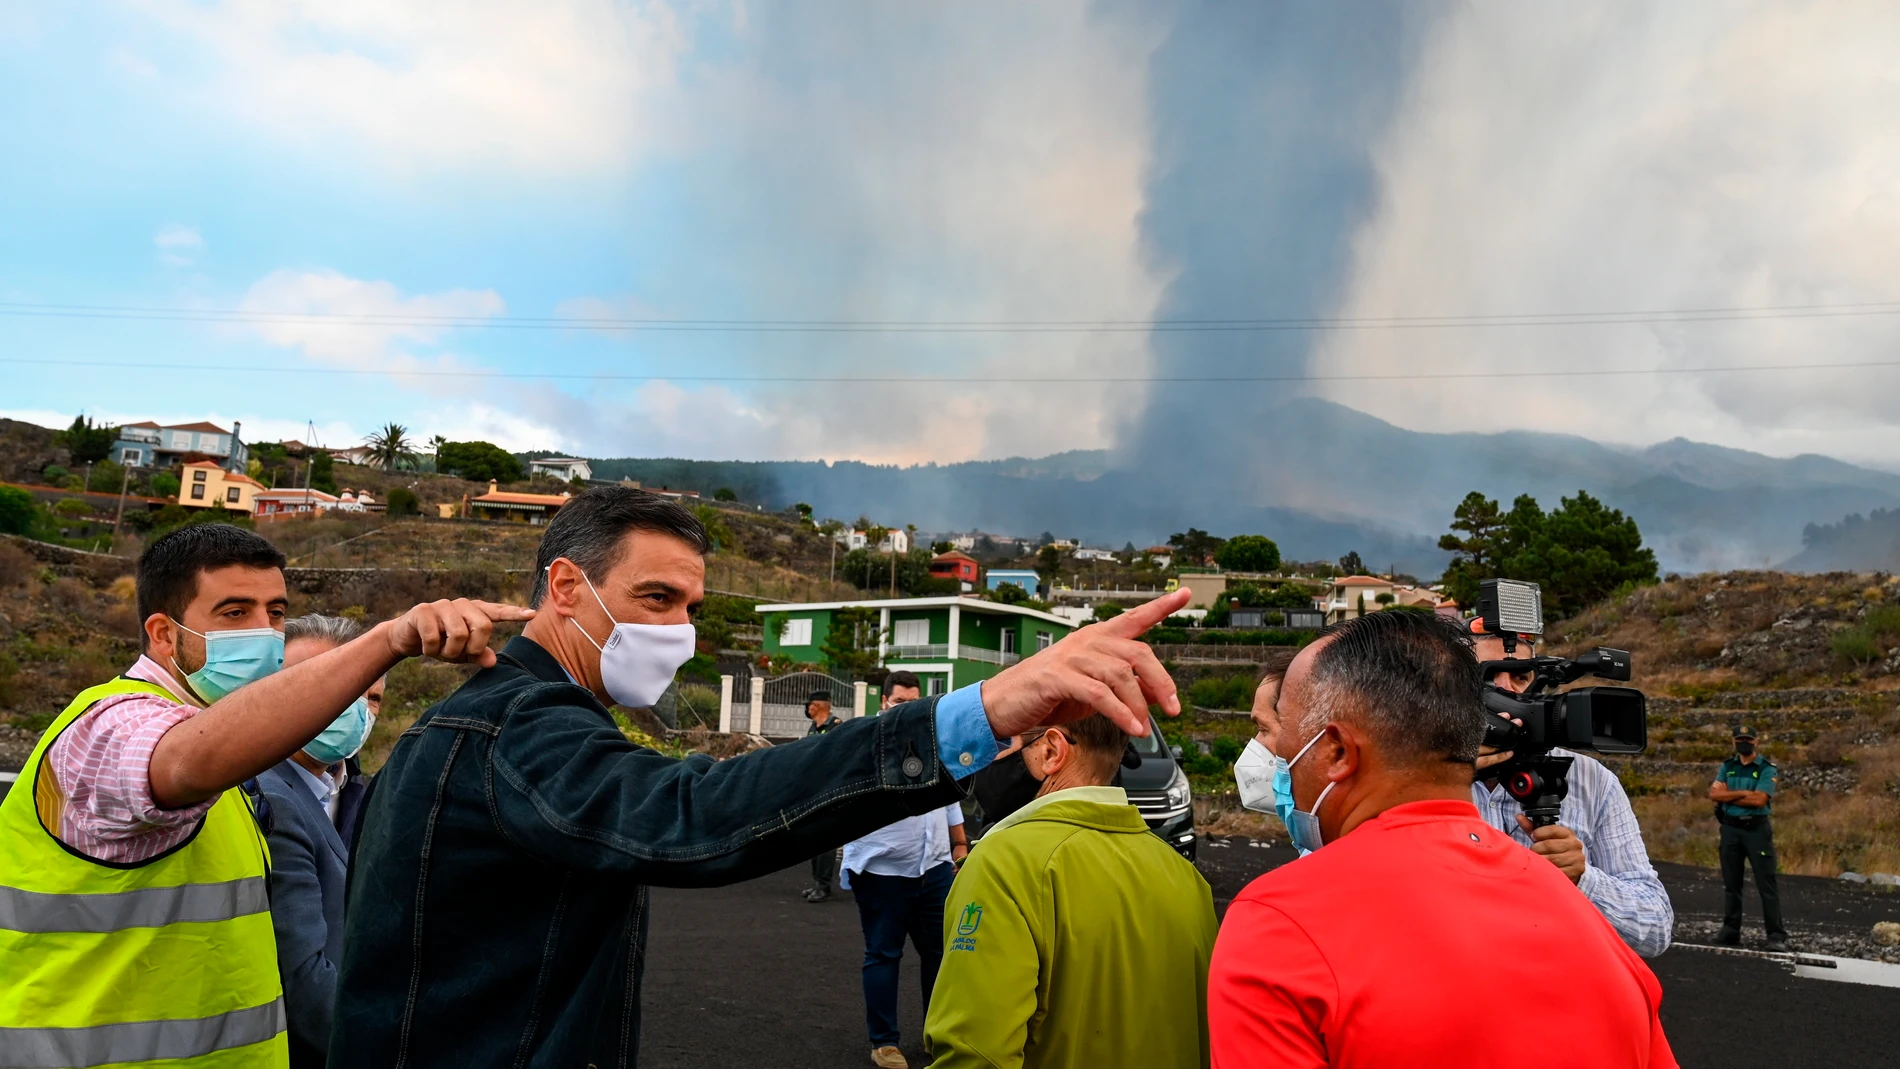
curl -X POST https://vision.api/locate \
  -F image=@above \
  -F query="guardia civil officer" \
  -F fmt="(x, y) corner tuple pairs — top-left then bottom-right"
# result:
(804, 689), (845, 901)
(1709, 723), (1789, 951)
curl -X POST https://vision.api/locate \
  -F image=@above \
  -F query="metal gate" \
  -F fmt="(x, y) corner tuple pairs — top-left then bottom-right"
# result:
(758, 671), (855, 737)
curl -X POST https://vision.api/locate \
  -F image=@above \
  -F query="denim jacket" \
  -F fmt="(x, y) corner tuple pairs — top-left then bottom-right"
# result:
(330, 636), (963, 1068)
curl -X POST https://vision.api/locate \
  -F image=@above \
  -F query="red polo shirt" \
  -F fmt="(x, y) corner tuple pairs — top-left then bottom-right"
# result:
(1209, 799), (1676, 1069)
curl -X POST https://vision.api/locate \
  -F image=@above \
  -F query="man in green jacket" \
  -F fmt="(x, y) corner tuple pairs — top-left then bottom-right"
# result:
(924, 714), (1217, 1068)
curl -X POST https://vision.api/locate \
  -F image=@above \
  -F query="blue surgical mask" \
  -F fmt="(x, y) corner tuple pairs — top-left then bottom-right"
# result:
(170, 621), (284, 703)
(1282, 725), (1338, 854)
(303, 697), (374, 766)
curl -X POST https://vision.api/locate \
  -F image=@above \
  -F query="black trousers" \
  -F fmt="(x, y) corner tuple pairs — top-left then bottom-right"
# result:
(1719, 819), (1786, 938)
(810, 847), (838, 892)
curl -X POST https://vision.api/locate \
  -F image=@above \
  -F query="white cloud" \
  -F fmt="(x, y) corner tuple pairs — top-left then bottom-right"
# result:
(1315, 1), (1900, 466)
(153, 223), (203, 265)
(124, 0), (689, 175)
(239, 267), (503, 370)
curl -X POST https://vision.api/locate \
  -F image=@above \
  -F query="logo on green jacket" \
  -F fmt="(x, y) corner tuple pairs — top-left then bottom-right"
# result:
(956, 902), (983, 936)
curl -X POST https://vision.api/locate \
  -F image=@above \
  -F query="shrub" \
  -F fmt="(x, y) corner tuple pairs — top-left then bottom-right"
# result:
(1187, 674), (1257, 711)
(87, 460), (125, 493)
(0, 541), (34, 587)
(40, 465), (69, 482)
(385, 487), (421, 517)
(1211, 735), (1246, 763)
(150, 472), (180, 499)
(0, 487), (33, 535)
(53, 498), (92, 519)
(1831, 628), (1882, 666)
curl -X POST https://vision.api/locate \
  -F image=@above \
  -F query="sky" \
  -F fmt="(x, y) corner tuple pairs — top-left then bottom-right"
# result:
(6, 1), (1900, 469)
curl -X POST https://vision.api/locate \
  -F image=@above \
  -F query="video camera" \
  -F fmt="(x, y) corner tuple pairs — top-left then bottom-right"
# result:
(1474, 579), (1648, 825)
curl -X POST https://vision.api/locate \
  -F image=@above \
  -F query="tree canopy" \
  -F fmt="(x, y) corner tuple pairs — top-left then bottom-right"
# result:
(1168, 527), (1226, 566)
(1438, 489), (1657, 616)
(437, 440), (522, 483)
(60, 415), (118, 465)
(1216, 534), (1281, 573)
(364, 423), (418, 472)
(1337, 550), (1365, 575)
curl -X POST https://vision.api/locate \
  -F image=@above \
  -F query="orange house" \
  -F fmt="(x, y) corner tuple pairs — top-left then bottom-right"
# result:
(177, 461), (264, 514)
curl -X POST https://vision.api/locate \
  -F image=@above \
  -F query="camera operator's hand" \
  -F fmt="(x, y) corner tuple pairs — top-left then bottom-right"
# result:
(1475, 710), (1523, 773)
(1516, 815), (1587, 884)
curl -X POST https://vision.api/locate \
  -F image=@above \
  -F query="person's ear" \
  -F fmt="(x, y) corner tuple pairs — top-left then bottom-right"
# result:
(1322, 722), (1362, 785)
(1040, 731), (1071, 778)
(145, 613), (180, 663)
(544, 559), (588, 619)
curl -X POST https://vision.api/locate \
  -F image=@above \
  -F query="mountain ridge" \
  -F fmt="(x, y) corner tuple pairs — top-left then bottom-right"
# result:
(563, 400), (1900, 575)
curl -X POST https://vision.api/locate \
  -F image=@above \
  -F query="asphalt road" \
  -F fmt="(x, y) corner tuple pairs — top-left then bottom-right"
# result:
(641, 838), (1900, 1069)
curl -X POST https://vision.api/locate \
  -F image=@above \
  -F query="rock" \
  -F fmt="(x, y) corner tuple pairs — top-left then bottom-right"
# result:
(1840, 871), (1869, 883)
(1875, 922), (1900, 947)
(1871, 873), (1900, 887)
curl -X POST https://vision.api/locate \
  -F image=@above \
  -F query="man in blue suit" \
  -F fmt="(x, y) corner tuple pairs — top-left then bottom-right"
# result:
(257, 614), (386, 1067)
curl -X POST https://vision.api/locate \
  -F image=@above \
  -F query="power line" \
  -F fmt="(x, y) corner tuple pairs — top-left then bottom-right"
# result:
(5, 356), (1900, 384)
(5, 297), (1900, 333)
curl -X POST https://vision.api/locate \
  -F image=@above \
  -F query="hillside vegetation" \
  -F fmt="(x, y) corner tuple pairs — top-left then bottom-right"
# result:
(1551, 571), (1900, 876)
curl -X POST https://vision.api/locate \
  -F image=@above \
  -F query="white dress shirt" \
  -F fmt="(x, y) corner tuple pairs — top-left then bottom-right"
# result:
(288, 759), (346, 823)
(840, 802), (964, 889)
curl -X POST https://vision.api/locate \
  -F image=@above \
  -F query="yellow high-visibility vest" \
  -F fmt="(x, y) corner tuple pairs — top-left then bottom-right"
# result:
(0, 677), (287, 1069)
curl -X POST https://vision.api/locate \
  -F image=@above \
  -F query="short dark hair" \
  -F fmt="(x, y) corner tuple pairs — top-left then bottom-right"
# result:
(1039, 714), (1128, 784)
(136, 524), (288, 650)
(530, 487), (711, 607)
(1257, 647), (1298, 685)
(882, 670), (921, 696)
(1298, 609), (1484, 765)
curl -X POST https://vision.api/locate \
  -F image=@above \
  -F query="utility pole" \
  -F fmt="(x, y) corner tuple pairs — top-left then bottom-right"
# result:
(110, 464), (139, 552)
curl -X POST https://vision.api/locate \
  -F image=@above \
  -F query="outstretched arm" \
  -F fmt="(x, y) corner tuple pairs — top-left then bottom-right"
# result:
(151, 599), (532, 807)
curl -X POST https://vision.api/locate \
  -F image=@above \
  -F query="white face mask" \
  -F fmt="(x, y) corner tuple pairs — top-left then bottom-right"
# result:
(564, 565), (696, 709)
(1234, 737), (1281, 815)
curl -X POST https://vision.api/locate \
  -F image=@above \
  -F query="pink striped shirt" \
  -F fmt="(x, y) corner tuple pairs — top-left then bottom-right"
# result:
(44, 656), (217, 863)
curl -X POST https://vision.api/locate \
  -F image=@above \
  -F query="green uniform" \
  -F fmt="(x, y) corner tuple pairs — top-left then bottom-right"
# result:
(924, 786), (1216, 1069)
(1715, 754), (1784, 942)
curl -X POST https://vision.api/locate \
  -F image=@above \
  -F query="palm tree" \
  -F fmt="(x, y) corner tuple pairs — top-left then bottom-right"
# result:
(364, 423), (418, 473)
(428, 434), (450, 472)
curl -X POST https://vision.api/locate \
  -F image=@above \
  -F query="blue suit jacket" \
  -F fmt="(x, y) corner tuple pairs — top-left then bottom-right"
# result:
(258, 759), (349, 1068)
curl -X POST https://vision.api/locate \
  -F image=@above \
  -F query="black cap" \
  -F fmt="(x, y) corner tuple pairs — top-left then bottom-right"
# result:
(807, 690), (833, 704)
(1732, 722), (1757, 739)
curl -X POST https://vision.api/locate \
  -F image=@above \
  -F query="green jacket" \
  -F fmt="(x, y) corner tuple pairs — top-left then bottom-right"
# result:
(924, 786), (1216, 1069)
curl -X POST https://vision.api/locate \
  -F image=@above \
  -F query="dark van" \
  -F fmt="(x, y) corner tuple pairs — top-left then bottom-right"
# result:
(1119, 716), (1197, 860)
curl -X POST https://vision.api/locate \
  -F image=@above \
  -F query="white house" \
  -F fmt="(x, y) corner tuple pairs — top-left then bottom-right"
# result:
(529, 457), (593, 482)
(1073, 547), (1118, 562)
(837, 527), (910, 554)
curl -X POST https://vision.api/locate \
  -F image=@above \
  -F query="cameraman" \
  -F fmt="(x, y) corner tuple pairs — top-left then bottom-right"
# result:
(1471, 625), (1674, 957)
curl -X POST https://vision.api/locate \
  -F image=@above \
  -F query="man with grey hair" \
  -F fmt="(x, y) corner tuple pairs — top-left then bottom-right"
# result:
(1209, 610), (1676, 1067)
(336, 486), (1191, 1068)
(256, 613), (387, 1068)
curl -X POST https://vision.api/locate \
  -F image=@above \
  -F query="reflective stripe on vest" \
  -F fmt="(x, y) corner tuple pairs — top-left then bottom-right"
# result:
(0, 999), (286, 1069)
(0, 676), (287, 1069)
(0, 876), (268, 934)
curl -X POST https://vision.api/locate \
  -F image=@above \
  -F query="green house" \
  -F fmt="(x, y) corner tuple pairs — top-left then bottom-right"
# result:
(756, 596), (1077, 695)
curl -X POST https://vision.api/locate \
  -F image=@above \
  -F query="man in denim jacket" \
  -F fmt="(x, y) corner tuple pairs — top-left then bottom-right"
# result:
(332, 487), (1187, 1068)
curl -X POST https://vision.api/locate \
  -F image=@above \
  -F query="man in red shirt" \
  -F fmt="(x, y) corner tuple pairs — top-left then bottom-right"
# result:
(1209, 609), (1676, 1069)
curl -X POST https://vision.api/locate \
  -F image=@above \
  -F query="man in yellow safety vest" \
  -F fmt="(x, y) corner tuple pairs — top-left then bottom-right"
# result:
(0, 523), (527, 1067)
